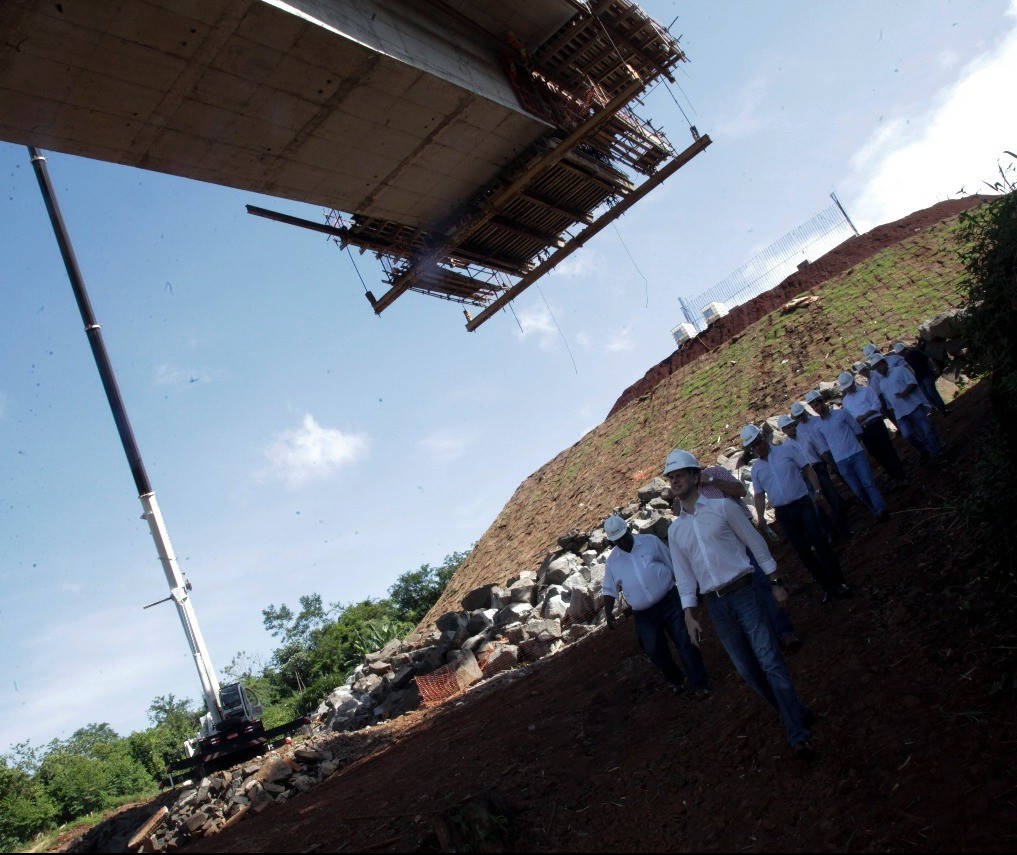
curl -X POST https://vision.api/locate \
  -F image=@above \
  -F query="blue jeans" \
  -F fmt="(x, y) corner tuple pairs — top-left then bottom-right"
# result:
(899, 406), (943, 458)
(860, 418), (906, 482)
(919, 376), (949, 414)
(749, 555), (796, 641)
(634, 587), (710, 691)
(836, 451), (887, 516)
(705, 583), (812, 747)
(774, 496), (846, 595)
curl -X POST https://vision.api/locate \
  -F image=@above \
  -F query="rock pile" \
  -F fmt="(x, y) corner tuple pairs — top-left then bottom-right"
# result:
(917, 308), (968, 382)
(121, 742), (337, 852)
(310, 477), (681, 730)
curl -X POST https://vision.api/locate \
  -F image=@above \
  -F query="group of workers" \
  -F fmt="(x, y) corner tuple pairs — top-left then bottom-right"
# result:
(601, 339), (951, 759)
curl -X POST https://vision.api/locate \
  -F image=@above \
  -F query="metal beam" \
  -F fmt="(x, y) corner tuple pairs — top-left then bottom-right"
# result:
(371, 71), (647, 315)
(465, 134), (712, 331)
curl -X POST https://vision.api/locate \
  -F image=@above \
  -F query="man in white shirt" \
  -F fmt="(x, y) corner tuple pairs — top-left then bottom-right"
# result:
(780, 410), (851, 541)
(603, 515), (710, 697)
(743, 423), (851, 603)
(870, 353), (944, 460)
(665, 449), (815, 758)
(838, 371), (907, 487)
(810, 392), (889, 520)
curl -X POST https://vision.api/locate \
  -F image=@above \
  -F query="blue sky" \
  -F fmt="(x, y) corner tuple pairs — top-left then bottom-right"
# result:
(2, 0), (1015, 753)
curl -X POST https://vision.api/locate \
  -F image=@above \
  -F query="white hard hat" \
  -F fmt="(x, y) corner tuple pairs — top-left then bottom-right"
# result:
(805, 389), (823, 404)
(851, 360), (868, 373)
(790, 401), (807, 418)
(663, 449), (700, 475)
(603, 515), (629, 541)
(837, 371), (855, 390)
(776, 414), (796, 430)
(868, 352), (886, 367)
(740, 424), (762, 447)
(862, 343), (878, 358)
(893, 341), (907, 354)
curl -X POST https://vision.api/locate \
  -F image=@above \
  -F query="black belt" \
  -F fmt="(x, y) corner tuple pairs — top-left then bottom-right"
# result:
(706, 572), (754, 599)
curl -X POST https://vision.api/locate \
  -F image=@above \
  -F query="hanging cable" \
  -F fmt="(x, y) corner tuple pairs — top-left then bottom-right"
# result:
(613, 222), (650, 308)
(536, 284), (578, 374)
(662, 80), (694, 129)
(345, 245), (369, 292)
(507, 300), (524, 334)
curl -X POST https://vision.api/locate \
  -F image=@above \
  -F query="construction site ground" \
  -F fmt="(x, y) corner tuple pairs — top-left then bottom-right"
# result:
(58, 198), (1017, 853)
(172, 387), (1015, 854)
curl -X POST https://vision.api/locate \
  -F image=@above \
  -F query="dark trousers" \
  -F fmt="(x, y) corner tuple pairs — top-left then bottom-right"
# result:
(774, 496), (847, 596)
(812, 460), (850, 537)
(860, 418), (906, 481)
(634, 587), (709, 691)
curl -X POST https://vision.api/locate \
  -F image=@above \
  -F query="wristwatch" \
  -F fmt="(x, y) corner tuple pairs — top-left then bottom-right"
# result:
(770, 576), (785, 587)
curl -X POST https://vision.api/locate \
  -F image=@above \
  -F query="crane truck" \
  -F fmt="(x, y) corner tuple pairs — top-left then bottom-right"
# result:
(28, 147), (307, 777)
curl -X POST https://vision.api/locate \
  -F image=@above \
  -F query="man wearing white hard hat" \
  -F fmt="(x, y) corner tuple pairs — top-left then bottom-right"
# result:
(664, 448), (816, 758)
(741, 422), (851, 603)
(870, 353), (944, 460)
(694, 451), (801, 652)
(809, 391), (889, 520)
(893, 341), (950, 415)
(837, 370), (907, 488)
(780, 410), (851, 542)
(602, 514), (710, 697)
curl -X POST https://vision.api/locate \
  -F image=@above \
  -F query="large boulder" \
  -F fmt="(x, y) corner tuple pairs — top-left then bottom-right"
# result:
(637, 476), (669, 503)
(509, 577), (539, 605)
(920, 307), (965, 341)
(460, 583), (498, 612)
(494, 602), (533, 627)
(541, 553), (582, 585)
(480, 643), (519, 674)
(541, 587), (570, 621)
(566, 586), (601, 625)
(556, 529), (590, 554)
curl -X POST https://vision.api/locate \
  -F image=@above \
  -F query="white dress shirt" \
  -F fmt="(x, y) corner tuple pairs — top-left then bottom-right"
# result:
(797, 415), (831, 456)
(816, 407), (865, 462)
(668, 495), (777, 609)
(840, 385), (883, 426)
(879, 364), (928, 418)
(783, 433), (822, 465)
(603, 534), (675, 611)
(751, 442), (810, 507)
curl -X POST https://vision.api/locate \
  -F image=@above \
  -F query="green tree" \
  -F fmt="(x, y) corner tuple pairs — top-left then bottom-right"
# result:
(262, 593), (335, 644)
(35, 724), (154, 821)
(0, 760), (57, 848)
(127, 695), (201, 778)
(387, 549), (470, 623)
(311, 599), (408, 679)
(959, 154), (1017, 446)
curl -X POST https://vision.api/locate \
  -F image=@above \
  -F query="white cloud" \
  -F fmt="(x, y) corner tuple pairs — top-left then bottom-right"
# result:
(850, 4), (1017, 230)
(155, 364), (227, 386)
(606, 328), (635, 353)
(416, 429), (470, 464)
(258, 414), (368, 488)
(513, 303), (559, 351)
(713, 70), (772, 139)
(553, 249), (602, 278)
(1, 607), (187, 750)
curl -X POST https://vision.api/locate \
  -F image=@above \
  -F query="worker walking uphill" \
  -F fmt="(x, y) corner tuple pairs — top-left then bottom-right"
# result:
(894, 341), (950, 415)
(870, 353), (944, 461)
(665, 449), (816, 758)
(602, 515), (711, 698)
(810, 390), (889, 520)
(780, 410), (851, 541)
(696, 459), (801, 652)
(837, 370), (907, 488)
(742, 423), (851, 603)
